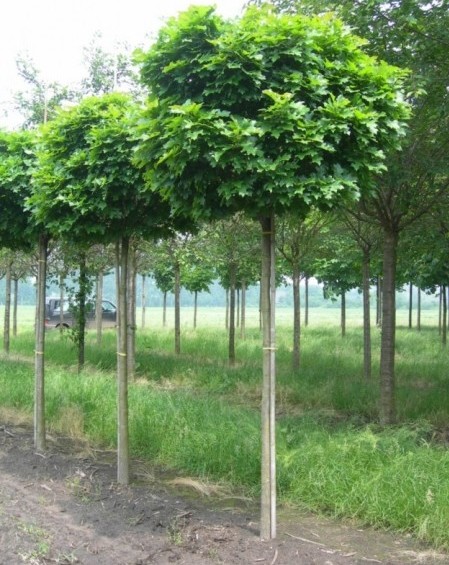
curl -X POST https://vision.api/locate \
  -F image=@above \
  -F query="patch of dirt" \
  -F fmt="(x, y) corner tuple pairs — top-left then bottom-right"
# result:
(0, 422), (447, 565)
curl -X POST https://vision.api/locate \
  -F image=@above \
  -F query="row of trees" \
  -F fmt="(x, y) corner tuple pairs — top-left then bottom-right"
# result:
(2, 1), (443, 539)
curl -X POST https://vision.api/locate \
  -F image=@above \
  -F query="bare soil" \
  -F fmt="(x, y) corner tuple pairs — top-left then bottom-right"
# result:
(0, 422), (447, 565)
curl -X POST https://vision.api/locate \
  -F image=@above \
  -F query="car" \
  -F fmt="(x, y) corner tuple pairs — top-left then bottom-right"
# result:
(45, 297), (117, 329)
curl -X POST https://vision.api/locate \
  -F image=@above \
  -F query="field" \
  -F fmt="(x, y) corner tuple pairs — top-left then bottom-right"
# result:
(1, 305), (449, 554)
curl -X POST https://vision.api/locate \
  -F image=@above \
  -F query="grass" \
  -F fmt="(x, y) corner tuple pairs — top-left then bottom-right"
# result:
(1, 306), (449, 549)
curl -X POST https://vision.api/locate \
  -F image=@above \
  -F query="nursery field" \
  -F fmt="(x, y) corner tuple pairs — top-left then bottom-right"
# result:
(1, 306), (449, 555)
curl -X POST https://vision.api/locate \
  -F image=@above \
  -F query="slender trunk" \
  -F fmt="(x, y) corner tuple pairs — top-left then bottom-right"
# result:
(13, 278), (18, 338)
(59, 273), (65, 335)
(225, 288), (229, 330)
(441, 285), (447, 346)
(304, 276), (309, 327)
(376, 275), (382, 327)
(408, 282), (413, 329)
(292, 265), (301, 372)
(34, 234), (48, 451)
(341, 291), (346, 338)
(163, 292), (167, 327)
(3, 261), (12, 353)
(417, 287), (421, 331)
(379, 229), (398, 425)
(116, 237), (129, 484)
(194, 291), (198, 329)
(260, 215), (276, 541)
(362, 250), (372, 380)
(174, 261), (181, 354)
(229, 265), (236, 366)
(439, 289), (442, 335)
(127, 245), (136, 380)
(240, 281), (246, 340)
(259, 283), (262, 332)
(236, 288), (240, 328)
(141, 275), (146, 329)
(96, 272), (104, 346)
(77, 254), (87, 373)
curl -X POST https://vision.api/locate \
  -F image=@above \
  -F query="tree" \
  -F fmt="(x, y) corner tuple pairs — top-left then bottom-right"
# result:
(135, 5), (409, 539)
(252, 0), (449, 426)
(29, 92), (173, 483)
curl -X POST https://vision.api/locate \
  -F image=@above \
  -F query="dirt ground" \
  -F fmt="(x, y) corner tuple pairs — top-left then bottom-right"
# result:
(0, 422), (448, 565)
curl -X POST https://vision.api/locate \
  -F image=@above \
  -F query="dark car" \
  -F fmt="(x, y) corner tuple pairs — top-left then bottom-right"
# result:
(45, 297), (117, 329)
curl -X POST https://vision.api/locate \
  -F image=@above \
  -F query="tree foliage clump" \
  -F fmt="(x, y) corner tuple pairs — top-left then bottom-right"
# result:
(136, 5), (409, 220)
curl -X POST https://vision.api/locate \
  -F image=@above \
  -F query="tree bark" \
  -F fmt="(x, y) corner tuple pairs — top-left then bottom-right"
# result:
(376, 275), (382, 327)
(34, 234), (48, 451)
(141, 274), (146, 329)
(174, 260), (181, 355)
(362, 250), (372, 380)
(240, 280), (246, 340)
(3, 261), (12, 353)
(225, 288), (229, 330)
(228, 264), (236, 366)
(379, 229), (398, 425)
(341, 291), (346, 338)
(408, 282), (413, 329)
(292, 265), (301, 371)
(116, 237), (129, 484)
(96, 271), (104, 346)
(439, 289), (442, 335)
(13, 278), (18, 338)
(260, 215), (276, 541)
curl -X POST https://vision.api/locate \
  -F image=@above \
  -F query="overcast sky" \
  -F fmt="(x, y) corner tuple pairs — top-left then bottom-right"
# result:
(0, 0), (246, 128)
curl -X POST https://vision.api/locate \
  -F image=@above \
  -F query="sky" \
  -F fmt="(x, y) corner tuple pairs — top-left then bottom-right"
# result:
(0, 0), (247, 128)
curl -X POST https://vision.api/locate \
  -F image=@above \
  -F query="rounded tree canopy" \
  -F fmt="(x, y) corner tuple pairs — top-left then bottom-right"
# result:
(135, 5), (410, 221)
(0, 129), (36, 251)
(29, 93), (175, 245)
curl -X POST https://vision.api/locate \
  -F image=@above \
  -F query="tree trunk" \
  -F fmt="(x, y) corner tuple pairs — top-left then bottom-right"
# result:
(292, 265), (301, 372)
(260, 215), (276, 541)
(3, 261), (12, 353)
(174, 261), (181, 355)
(441, 285), (447, 347)
(116, 237), (129, 484)
(376, 275), (382, 327)
(13, 278), (18, 338)
(228, 265), (236, 366)
(96, 271), (104, 346)
(240, 280), (246, 340)
(127, 245), (137, 380)
(341, 291), (346, 338)
(379, 229), (398, 425)
(362, 250), (372, 380)
(439, 289), (442, 335)
(194, 290), (198, 329)
(163, 291), (167, 327)
(305, 276), (309, 327)
(34, 234), (48, 451)
(77, 254), (87, 373)
(408, 282), (413, 329)
(141, 274), (146, 329)
(417, 287), (421, 331)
